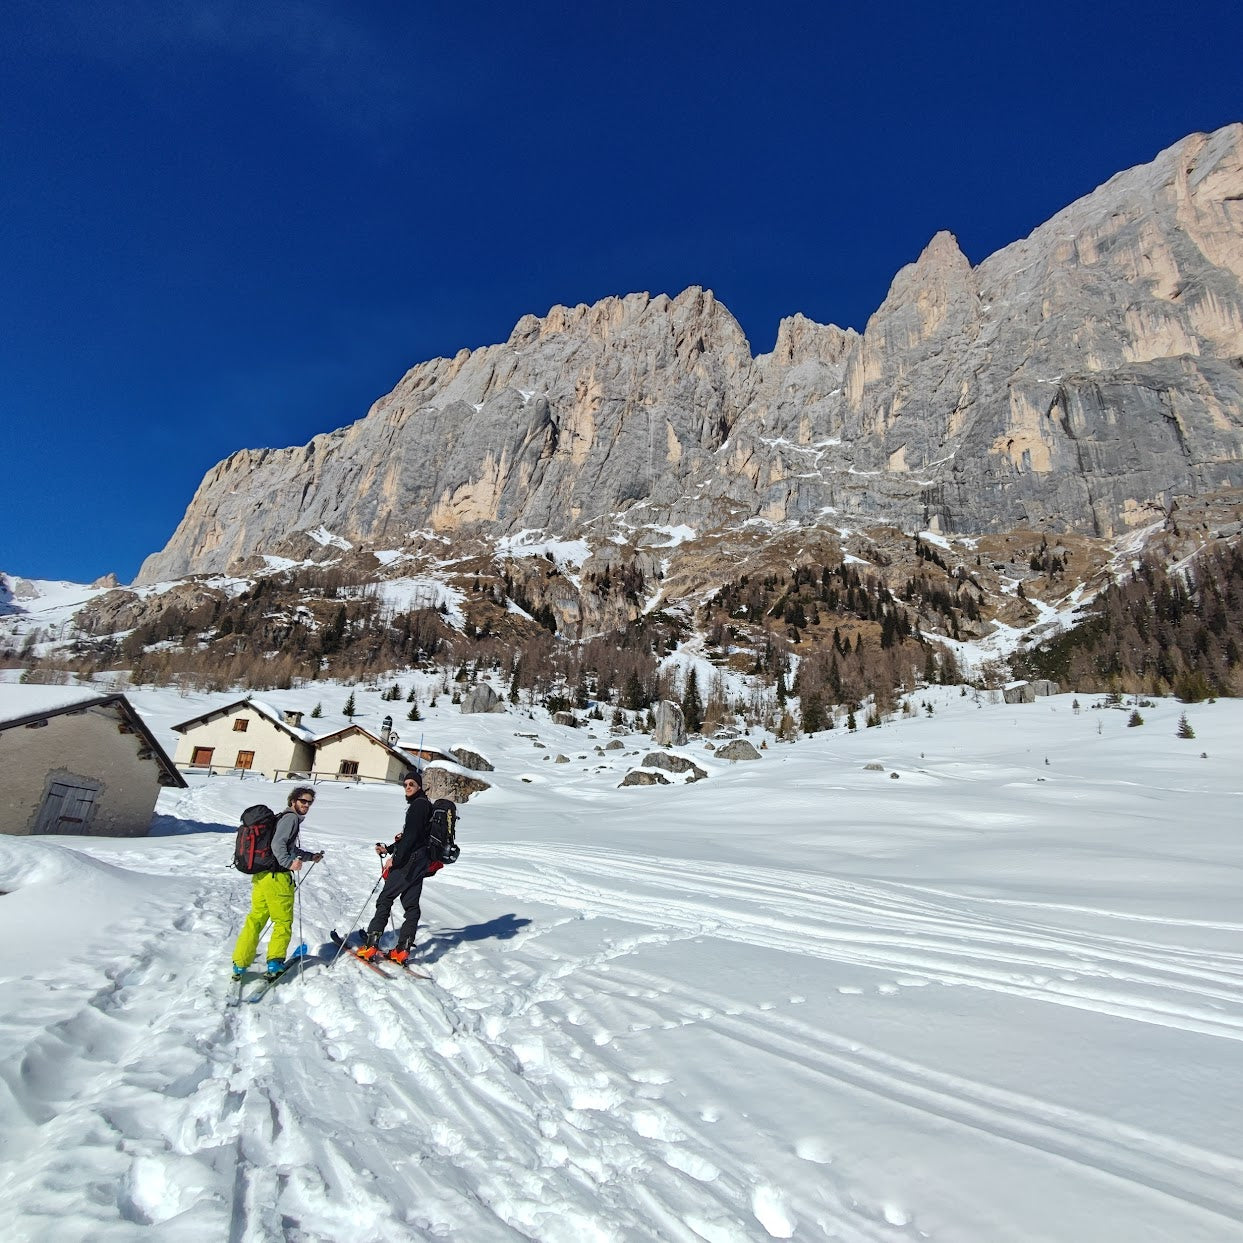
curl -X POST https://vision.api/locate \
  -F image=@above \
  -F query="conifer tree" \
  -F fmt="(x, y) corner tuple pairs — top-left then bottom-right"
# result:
(801, 692), (826, 734)
(681, 668), (704, 733)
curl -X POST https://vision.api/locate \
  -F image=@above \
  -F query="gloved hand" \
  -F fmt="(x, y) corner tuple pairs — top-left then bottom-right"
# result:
(374, 842), (387, 857)
(312, 852), (324, 862)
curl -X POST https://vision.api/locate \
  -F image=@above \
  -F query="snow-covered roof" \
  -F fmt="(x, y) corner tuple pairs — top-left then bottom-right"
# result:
(0, 684), (106, 726)
(313, 723), (414, 765)
(0, 684), (187, 787)
(170, 697), (317, 743)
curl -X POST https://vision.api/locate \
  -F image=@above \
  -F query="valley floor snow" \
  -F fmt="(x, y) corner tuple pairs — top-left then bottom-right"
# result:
(1, 686), (1241, 1241)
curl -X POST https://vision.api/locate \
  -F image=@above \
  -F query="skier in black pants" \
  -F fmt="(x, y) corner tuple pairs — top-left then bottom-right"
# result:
(359, 768), (432, 964)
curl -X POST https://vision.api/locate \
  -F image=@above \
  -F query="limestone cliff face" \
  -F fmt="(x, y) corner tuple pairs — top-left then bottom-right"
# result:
(728, 124), (1243, 537)
(136, 125), (1243, 584)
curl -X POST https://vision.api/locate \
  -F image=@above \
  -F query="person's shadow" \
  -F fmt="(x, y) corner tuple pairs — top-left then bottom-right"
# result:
(148, 815), (234, 837)
(417, 914), (531, 964)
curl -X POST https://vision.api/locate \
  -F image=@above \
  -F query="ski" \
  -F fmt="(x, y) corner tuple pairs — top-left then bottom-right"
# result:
(347, 949), (394, 978)
(390, 959), (432, 980)
(330, 929), (393, 977)
(240, 945), (309, 1004)
(226, 973), (255, 1008)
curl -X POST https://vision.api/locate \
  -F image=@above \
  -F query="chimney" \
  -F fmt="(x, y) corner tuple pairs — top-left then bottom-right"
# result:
(283, 710), (304, 727)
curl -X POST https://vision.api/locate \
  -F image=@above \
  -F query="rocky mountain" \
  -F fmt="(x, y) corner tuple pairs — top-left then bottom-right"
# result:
(137, 124), (1243, 587)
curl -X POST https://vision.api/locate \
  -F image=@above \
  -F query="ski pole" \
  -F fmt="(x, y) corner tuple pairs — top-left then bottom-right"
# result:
(294, 872), (306, 984)
(292, 859), (319, 981)
(328, 870), (386, 968)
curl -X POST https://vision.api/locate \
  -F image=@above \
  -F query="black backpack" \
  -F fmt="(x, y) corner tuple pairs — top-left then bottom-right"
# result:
(233, 805), (281, 873)
(427, 798), (460, 864)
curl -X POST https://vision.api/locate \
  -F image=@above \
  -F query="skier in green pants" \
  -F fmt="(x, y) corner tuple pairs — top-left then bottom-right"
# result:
(232, 787), (323, 979)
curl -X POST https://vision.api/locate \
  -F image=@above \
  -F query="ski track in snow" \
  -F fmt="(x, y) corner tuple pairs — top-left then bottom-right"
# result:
(3, 824), (1242, 1242)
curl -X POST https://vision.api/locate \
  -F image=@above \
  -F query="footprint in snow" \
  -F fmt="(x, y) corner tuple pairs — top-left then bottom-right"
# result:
(662, 1145), (720, 1182)
(794, 1136), (833, 1164)
(751, 1184), (796, 1238)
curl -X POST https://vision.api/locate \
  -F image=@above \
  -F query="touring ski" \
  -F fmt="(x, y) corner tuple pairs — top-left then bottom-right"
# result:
(330, 929), (394, 978)
(227, 972), (258, 1008)
(239, 945), (309, 1004)
(347, 949), (394, 978)
(389, 958), (432, 980)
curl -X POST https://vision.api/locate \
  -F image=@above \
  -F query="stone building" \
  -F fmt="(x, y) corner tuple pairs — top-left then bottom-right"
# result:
(0, 686), (185, 837)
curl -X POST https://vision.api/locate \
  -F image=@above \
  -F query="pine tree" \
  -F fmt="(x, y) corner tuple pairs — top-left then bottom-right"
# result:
(681, 669), (704, 733)
(407, 703), (422, 722)
(1177, 712), (1195, 739)
(343, 691), (356, 719)
(310, 702), (322, 719)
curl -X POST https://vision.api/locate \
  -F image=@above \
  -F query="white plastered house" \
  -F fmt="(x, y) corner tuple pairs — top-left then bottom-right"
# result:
(312, 724), (413, 783)
(171, 700), (417, 783)
(170, 698), (315, 780)
(0, 685), (186, 837)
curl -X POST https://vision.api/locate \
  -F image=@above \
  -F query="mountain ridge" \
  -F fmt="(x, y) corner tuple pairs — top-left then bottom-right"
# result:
(133, 123), (1243, 586)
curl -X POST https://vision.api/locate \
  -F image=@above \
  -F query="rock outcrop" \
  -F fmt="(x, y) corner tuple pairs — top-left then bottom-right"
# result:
(651, 701), (688, 747)
(641, 751), (708, 781)
(136, 126), (1243, 584)
(450, 746), (494, 771)
(459, 684), (505, 714)
(422, 765), (490, 803)
(717, 740), (761, 762)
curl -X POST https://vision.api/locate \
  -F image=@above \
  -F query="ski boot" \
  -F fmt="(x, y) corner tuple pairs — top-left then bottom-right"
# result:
(387, 939), (414, 965)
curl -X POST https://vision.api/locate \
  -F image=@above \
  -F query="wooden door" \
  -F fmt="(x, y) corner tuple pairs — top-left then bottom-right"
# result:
(34, 780), (101, 834)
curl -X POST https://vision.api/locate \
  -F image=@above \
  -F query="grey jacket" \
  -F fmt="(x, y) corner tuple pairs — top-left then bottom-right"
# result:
(272, 810), (316, 870)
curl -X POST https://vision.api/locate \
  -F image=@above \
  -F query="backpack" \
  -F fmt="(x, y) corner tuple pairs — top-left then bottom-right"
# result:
(233, 804), (282, 874)
(427, 798), (460, 865)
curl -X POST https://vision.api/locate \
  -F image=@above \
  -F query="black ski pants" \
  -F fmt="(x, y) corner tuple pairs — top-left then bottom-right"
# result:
(367, 861), (425, 946)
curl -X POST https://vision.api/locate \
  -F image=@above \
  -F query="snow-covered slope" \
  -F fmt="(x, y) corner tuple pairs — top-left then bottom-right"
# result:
(1, 686), (1241, 1241)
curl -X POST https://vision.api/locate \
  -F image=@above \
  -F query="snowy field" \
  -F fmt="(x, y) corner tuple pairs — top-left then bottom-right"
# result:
(1, 682), (1241, 1242)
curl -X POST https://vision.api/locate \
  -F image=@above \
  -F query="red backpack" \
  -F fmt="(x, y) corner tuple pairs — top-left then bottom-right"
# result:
(233, 805), (281, 873)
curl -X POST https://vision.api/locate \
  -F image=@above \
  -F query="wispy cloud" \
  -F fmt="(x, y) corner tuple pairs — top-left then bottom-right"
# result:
(12, 1), (446, 142)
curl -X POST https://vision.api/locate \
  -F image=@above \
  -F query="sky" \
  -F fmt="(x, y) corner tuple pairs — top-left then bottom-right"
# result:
(1, 672), (1241, 1240)
(2, 0), (1241, 586)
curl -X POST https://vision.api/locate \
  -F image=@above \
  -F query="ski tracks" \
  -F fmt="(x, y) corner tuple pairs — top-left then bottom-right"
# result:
(0, 872), (252, 1241)
(474, 844), (1243, 1042)
(3, 837), (1242, 1240)
(432, 844), (1243, 1238)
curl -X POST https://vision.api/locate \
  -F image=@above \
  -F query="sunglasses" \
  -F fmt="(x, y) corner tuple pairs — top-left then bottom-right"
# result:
(294, 798), (314, 806)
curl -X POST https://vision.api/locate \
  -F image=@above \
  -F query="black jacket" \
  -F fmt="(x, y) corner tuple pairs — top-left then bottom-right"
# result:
(384, 791), (432, 872)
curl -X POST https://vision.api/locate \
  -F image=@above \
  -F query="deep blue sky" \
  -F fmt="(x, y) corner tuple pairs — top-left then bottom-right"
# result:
(3, 1), (1240, 584)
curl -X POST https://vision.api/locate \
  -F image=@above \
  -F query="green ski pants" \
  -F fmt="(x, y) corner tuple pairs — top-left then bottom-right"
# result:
(232, 870), (295, 968)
